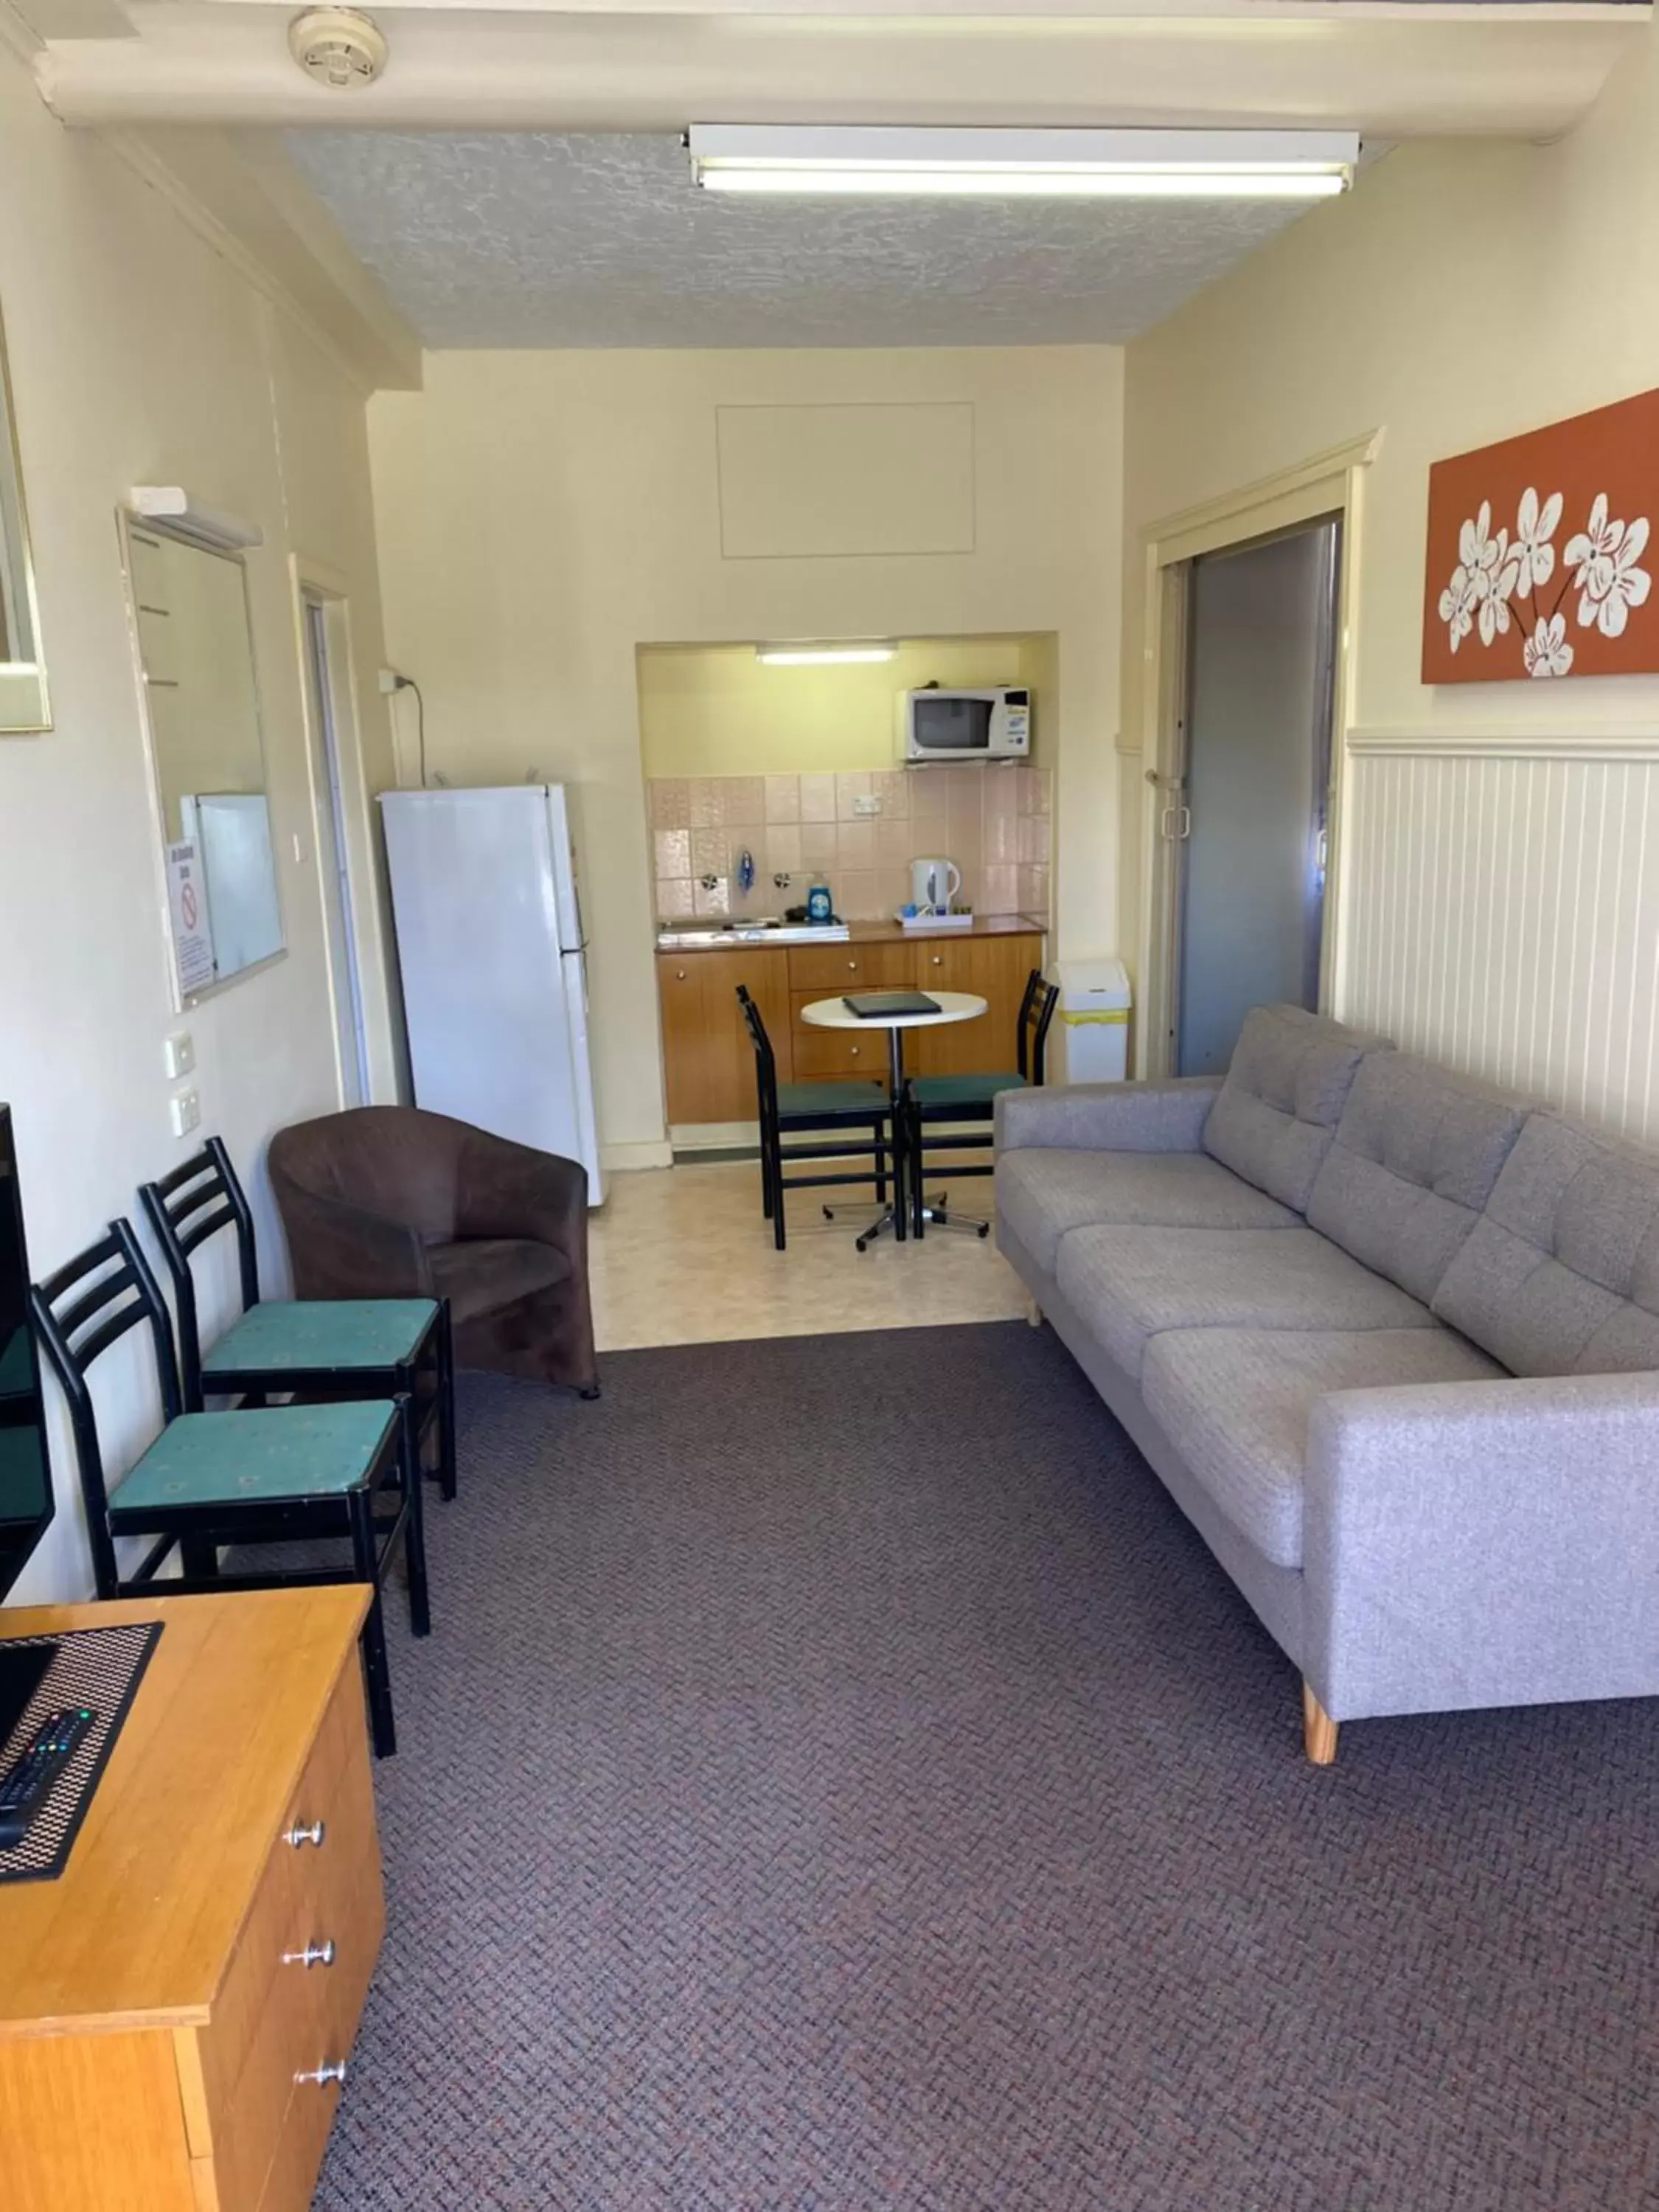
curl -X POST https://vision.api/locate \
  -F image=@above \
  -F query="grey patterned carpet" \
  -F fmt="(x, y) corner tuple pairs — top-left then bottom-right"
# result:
(316, 1321), (1658, 2211)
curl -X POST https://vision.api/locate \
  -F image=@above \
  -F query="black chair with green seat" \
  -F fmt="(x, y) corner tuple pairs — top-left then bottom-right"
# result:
(736, 984), (898, 1251)
(30, 1219), (428, 1757)
(908, 969), (1060, 1237)
(139, 1135), (456, 1502)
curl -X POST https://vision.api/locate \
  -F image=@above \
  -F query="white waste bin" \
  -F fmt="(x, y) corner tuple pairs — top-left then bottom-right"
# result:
(1048, 958), (1132, 1085)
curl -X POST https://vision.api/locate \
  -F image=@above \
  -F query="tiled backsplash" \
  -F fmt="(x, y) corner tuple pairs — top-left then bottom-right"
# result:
(650, 765), (1051, 923)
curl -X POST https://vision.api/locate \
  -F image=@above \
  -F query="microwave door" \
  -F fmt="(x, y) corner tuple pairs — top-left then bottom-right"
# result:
(915, 698), (992, 752)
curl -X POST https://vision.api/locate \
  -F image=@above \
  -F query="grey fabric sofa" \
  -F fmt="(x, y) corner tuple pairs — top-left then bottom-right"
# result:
(995, 1003), (1659, 1764)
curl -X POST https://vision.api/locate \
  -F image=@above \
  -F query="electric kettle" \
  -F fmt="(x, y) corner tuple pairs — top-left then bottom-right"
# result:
(911, 856), (963, 915)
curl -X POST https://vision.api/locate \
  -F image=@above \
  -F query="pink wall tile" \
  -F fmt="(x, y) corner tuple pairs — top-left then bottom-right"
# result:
(654, 828), (691, 879)
(765, 775), (801, 824)
(692, 877), (730, 917)
(910, 780), (950, 840)
(872, 771), (911, 819)
(656, 878), (694, 919)
(982, 865), (1019, 916)
(722, 776), (765, 829)
(1018, 865), (1050, 919)
(1019, 815), (1051, 866)
(691, 827), (725, 876)
(876, 817), (914, 867)
(838, 870), (879, 918)
(836, 771), (872, 821)
(689, 779), (723, 829)
(875, 866), (909, 917)
(766, 827), (801, 875)
(799, 821), (838, 869)
(650, 779), (689, 832)
(836, 821), (875, 870)
(799, 772), (837, 824)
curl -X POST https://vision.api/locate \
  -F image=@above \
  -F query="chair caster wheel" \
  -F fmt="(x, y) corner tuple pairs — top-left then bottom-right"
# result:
(976, 1222), (990, 1239)
(578, 1384), (602, 1401)
(822, 1206), (835, 1221)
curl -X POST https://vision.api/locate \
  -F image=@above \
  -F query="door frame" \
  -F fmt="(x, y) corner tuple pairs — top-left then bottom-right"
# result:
(1133, 430), (1380, 1077)
(288, 554), (399, 1105)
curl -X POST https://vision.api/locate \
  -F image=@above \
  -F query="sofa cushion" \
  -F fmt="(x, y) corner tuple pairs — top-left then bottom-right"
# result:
(1055, 1225), (1433, 1383)
(1202, 1006), (1391, 1213)
(1306, 1054), (1528, 1304)
(1433, 1113), (1659, 1375)
(1141, 1326), (1506, 1569)
(996, 1148), (1297, 1276)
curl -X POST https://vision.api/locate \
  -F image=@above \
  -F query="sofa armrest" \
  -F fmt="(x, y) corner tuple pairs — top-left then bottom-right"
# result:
(995, 1076), (1222, 1155)
(275, 1183), (435, 1302)
(456, 1127), (589, 1258)
(1303, 1370), (1659, 1722)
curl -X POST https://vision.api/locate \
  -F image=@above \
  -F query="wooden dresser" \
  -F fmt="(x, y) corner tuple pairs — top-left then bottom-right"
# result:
(0, 1586), (383, 2212)
(658, 917), (1046, 1127)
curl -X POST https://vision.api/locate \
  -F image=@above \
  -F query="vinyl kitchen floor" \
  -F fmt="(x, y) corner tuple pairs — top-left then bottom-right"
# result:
(589, 1154), (1029, 1352)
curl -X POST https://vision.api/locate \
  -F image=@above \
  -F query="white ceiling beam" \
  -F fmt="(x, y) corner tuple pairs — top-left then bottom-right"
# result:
(35, 7), (1646, 135)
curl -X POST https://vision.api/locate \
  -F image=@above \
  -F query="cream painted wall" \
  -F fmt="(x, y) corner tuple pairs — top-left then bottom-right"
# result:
(368, 347), (1124, 1166)
(1120, 27), (1659, 1128)
(637, 636), (1035, 779)
(0, 49), (395, 1601)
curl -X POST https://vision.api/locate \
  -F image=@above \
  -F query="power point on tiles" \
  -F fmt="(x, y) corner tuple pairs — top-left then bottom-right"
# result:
(163, 1032), (195, 1081)
(169, 1091), (201, 1139)
(853, 793), (882, 817)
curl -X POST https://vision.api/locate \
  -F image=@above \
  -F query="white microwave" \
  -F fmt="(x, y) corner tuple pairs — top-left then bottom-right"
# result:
(902, 686), (1032, 763)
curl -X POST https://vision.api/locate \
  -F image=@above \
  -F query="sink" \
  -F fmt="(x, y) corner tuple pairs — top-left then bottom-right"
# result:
(657, 918), (851, 947)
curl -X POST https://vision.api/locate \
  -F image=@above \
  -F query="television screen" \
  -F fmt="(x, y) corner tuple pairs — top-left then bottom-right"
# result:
(0, 1105), (53, 1601)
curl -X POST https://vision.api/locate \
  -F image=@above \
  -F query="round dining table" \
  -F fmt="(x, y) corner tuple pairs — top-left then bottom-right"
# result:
(800, 990), (988, 1248)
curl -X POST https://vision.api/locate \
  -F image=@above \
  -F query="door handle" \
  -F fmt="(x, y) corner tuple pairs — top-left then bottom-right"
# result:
(1161, 805), (1192, 841)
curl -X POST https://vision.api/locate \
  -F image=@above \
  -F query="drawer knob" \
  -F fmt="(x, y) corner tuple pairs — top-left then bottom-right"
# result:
(849, 1045), (860, 1057)
(295, 2061), (348, 2088)
(283, 1939), (337, 1969)
(284, 1820), (326, 1848)
(931, 954), (942, 965)
(846, 959), (857, 971)
(675, 967), (687, 981)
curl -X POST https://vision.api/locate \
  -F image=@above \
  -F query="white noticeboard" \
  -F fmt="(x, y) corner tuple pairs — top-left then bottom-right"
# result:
(166, 838), (217, 995)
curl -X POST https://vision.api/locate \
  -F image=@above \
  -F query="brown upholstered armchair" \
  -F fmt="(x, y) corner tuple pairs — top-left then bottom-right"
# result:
(268, 1107), (599, 1396)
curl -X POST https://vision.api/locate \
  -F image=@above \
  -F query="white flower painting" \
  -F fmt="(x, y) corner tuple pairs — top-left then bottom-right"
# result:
(1436, 481), (1651, 677)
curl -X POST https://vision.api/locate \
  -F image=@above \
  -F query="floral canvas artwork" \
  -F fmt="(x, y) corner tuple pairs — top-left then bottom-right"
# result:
(1422, 387), (1659, 683)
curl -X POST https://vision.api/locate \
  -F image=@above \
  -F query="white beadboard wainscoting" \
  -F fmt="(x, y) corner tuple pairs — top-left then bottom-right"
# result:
(1338, 729), (1659, 1147)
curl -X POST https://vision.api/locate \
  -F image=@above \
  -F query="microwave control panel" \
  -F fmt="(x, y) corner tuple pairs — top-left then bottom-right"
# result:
(1004, 689), (1032, 753)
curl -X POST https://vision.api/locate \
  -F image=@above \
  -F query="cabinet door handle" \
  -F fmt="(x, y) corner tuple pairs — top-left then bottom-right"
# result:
(284, 1820), (325, 1848)
(931, 955), (942, 966)
(282, 1940), (337, 1969)
(295, 2062), (348, 2088)
(675, 967), (687, 981)
(846, 959), (858, 972)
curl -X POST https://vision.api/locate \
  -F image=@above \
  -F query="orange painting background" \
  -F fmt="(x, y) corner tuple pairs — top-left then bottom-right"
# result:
(1422, 386), (1659, 684)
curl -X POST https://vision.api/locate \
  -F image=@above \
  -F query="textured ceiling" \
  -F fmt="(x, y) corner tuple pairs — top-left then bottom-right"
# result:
(285, 131), (1321, 349)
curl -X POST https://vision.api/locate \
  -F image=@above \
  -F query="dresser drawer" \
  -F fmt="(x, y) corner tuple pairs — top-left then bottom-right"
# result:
(787, 940), (912, 993)
(182, 1663), (382, 2212)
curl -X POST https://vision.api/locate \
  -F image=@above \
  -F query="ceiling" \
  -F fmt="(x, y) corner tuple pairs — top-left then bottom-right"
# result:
(287, 130), (1334, 349)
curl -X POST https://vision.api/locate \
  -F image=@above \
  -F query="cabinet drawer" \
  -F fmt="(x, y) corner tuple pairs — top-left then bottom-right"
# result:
(183, 1665), (382, 2212)
(790, 1020), (889, 1080)
(788, 941), (911, 993)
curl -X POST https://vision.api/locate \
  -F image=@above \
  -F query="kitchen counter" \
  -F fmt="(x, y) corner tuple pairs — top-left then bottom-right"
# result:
(656, 912), (1046, 953)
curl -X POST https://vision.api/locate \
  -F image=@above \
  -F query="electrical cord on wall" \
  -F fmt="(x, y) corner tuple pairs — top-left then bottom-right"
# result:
(388, 672), (428, 787)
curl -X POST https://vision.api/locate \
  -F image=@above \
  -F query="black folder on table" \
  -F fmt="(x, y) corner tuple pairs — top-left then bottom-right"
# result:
(841, 992), (942, 1019)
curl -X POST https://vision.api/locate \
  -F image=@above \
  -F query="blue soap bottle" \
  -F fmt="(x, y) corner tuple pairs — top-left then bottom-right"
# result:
(806, 880), (833, 925)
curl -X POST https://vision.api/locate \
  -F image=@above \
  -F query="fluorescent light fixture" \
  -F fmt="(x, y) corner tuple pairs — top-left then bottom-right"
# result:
(128, 485), (263, 554)
(690, 127), (1357, 201)
(757, 644), (897, 667)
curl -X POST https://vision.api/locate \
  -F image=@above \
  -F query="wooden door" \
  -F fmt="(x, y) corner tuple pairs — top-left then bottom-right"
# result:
(657, 948), (792, 1127)
(910, 933), (1043, 1076)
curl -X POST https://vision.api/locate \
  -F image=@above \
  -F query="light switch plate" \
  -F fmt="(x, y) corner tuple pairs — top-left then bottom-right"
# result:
(853, 793), (882, 816)
(170, 1090), (201, 1138)
(164, 1031), (195, 1080)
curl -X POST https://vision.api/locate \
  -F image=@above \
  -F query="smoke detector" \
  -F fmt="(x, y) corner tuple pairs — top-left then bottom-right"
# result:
(288, 7), (386, 88)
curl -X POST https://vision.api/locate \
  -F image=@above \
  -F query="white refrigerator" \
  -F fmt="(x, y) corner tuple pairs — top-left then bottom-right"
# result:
(378, 786), (603, 1204)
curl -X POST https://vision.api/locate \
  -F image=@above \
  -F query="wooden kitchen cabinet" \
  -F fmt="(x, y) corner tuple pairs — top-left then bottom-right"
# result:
(656, 946), (792, 1126)
(656, 927), (1045, 1130)
(908, 933), (1044, 1075)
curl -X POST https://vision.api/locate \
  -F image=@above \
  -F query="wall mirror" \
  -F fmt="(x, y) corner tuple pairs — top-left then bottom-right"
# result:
(121, 511), (284, 1002)
(0, 298), (48, 732)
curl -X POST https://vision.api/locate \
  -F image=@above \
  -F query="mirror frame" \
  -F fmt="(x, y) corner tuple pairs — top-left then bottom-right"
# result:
(117, 506), (287, 1011)
(0, 296), (49, 735)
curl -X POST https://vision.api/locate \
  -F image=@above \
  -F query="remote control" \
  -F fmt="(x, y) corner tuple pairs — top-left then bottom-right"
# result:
(0, 1707), (96, 1848)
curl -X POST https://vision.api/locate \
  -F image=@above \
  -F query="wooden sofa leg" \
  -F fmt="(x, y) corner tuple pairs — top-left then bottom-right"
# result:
(1302, 1682), (1339, 1766)
(1026, 1297), (1043, 1329)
